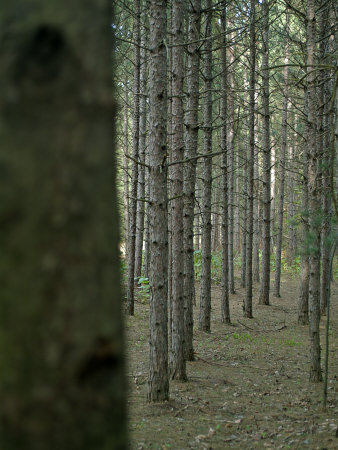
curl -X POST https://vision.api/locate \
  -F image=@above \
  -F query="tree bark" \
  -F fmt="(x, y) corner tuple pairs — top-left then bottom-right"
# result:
(259, 0), (271, 305)
(298, 135), (310, 325)
(273, 9), (289, 298)
(170, 0), (187, 381)
(199, 0), (213, 332)
(234, 149), (241, 255)
(306, 0), (322, 382)
(135, 15), (148, 280)
(123, 78), (130, 261)
(127, 0), (141, 315)
(220, 5), (230, 324)
(0, 1), (126, 447)
(227, 20), (236, 294)
(147, 0), (170, 402)
(183, 0), (201, 360)
(287, 115), (298, 265)
(244, 0), (256, 319)
(253, 132), (260, 283)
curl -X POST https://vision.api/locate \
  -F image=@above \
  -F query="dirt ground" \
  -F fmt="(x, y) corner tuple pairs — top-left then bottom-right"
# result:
(126, 273), (338, 449)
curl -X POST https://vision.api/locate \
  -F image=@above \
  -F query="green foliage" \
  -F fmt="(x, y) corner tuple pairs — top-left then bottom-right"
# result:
(269, 252), (301, 275)
(232, 332), (256, 343)
(211, 252), (222, 283)
(194, 250), (202, 280)
(136, 276), (150, 303)
(284, 338), (301, 347)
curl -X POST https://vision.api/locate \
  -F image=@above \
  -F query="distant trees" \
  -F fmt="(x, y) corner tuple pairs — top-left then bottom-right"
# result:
(116, 0), (337, 400)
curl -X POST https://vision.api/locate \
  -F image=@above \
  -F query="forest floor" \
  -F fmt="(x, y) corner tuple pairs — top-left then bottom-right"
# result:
(126, 273), (338, 449)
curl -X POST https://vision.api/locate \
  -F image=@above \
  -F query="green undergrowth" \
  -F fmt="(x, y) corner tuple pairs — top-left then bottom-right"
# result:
(194, 249), (304, 284)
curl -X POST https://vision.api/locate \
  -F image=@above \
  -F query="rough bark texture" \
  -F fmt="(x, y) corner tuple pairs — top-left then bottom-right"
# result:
(241, 149), (248, 289)
(0, 1), (126, 448)
(135, 16), (148, 280)
(253, 136), (260, 283)
(319, 5), (332, 316)
(147, 0), (170, 402)
(306, 0), (322, 382)
(287, 117), (297, 265)
(227, 23), (236, 294)
(199, 0), (213, 332)
(220, 6), (230, 324)
(244, 0), (255, 319)
(127, 0), (141, 315)
(298, 143), (310, 325)
(183, 0), (201, 360)
(273, 9), (289, 298)
(170, 0), (187, 381)
(234, 150), (241, 255)
(258, 0), (271, 305)
(123, 79), (130, 260)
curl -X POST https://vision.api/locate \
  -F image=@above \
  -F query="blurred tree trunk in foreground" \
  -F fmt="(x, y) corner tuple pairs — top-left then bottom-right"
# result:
(0, 1), (126, 448)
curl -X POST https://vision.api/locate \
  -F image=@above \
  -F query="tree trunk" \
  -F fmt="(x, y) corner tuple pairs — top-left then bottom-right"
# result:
(0, 1), (126, 447)
(287, 115), (297, 265)
(212, 188), (220, 251)
(259, 0), (271, 305)
(199, 0), (213, 332)
(234, 149), (241, 255)
(183, 0), (201, 360)
(170, 0), (187, 381)
(147, 0), (170, 402)
(220, 5), (230, 324)
(253, 132), (260, 283)
(244, 0), (256, 319)
(273, 9), (289, 298)
(227, 24), (236, 294)
(127, 0), (141, 315)
(123, 78), (130, 260)
(306, 0), (322, 382)
(241, 149), (248, 289)
(319, 5), (332, 316)
(134, 17), (148, 280)
(298, 138), (310, 325)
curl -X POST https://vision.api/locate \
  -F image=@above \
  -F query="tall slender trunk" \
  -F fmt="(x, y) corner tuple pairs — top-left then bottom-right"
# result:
(306, 0), (322, 382)
(199, 0), (213, 331)
(259, 0), (271, 305)
(287, 114), (297, 265)
(170, 0), (187, 381)
(167, 3), (173, 342)
(234, 149), (241, 255)
(123, 79), (130, 261)
(241, 147), (248, 288)
(195, 208), (200, 250)
(147, 0), (169, 402)
(227, 17), (236, 294)
(212, 187), (220, 251)
(135, 19), (148, 280)
(241, 72), (249, 289)
(273, 9), (289, 298)
(183, 0), (201, 360)
(127, 0), (141, 315)
(298, 130), (310, 325)
(221, 5), (230, 324)
(270, 139), (277, 251)
(244, 0), (256, 319)
(253, 135), (260, 283)
(319, 4), (332, 316)
(144, 149), (151, 279)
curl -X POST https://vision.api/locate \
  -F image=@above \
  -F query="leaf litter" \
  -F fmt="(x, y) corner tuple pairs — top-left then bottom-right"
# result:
(127, 274), (338, 449)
